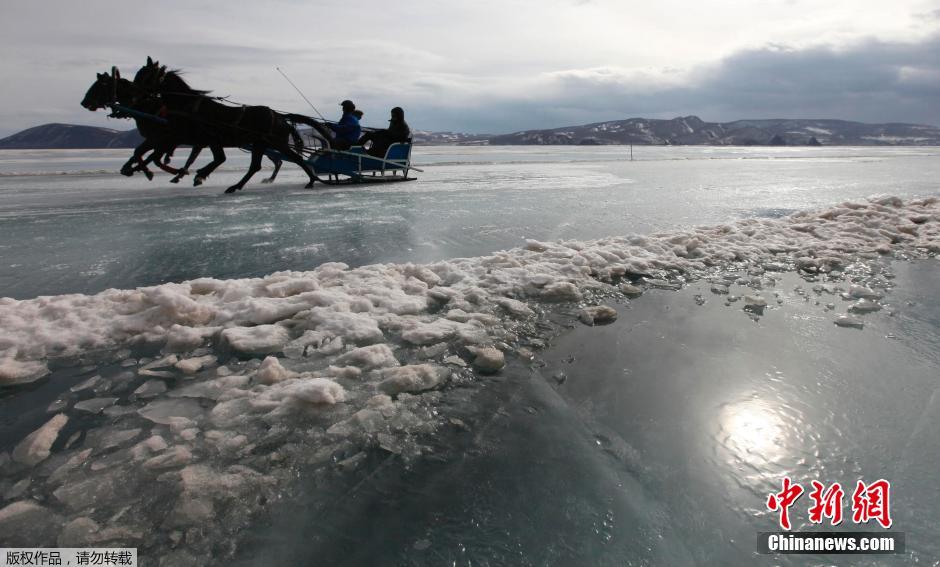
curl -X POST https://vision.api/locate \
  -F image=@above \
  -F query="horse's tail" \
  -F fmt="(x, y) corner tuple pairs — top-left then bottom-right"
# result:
(284, 113), (332, 149)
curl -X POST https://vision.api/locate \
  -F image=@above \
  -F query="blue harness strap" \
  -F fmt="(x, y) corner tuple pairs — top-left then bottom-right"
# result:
(110, 104), (169, 125)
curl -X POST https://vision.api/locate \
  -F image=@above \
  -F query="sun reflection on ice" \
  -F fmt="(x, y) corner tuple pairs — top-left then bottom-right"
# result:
(718, 399), (788, 468)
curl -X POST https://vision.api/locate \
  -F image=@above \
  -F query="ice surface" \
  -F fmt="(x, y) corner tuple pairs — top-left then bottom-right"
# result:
(0, 192), (937, 563)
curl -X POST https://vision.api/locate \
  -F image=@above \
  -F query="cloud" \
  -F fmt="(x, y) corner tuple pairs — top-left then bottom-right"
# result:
(429, 33), (940, 132)
(1, 0), (939, 135)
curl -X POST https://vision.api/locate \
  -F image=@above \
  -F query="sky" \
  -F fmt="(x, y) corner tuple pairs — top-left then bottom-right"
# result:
(1, 0), (939, 136)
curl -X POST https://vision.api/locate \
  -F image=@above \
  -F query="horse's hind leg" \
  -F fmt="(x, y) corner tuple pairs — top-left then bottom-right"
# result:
(171, 147), (203, 184)
(267, 140), (315, 188)
(194, 144), (226, 186)
(260, 157), (281, 184)
(226, 146), (264, 193)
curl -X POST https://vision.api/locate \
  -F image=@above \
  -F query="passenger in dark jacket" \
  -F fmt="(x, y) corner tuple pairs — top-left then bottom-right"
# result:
(358, 107), (411, 158)
(328, 100), (361, 150)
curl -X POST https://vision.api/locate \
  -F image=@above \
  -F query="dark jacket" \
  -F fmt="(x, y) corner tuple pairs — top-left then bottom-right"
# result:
(329, 112), (361, 144)
(386, 119), (411, 142)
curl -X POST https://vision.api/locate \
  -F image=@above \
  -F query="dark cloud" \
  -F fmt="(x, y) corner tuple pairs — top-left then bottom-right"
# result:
(410, 33), (940, 133)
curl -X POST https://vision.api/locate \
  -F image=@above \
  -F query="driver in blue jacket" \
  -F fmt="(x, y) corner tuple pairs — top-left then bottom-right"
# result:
(328, 100), (361, 150)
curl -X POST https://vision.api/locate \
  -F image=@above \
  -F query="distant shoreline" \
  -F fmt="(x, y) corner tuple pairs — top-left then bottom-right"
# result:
(3, 116), (940, 149)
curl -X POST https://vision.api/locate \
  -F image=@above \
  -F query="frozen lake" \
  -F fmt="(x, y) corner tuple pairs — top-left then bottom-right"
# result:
(0, 145), (938, 566)
(1, 146), (938, 299)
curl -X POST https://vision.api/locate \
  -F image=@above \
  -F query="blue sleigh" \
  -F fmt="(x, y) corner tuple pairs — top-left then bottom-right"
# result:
(284, 140), (419, 185)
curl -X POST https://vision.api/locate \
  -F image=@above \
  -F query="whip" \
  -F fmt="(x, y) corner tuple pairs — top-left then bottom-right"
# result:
(276, 67), (326, 121)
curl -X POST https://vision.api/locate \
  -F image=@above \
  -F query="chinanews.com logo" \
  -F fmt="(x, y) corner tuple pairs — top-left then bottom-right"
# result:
(757, 477), (905, 555)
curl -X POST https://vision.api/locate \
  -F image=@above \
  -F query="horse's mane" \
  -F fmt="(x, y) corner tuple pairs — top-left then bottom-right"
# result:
(162, 69), (211, 96)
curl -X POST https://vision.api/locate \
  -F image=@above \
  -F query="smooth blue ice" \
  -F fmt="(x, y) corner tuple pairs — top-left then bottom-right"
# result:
(1, 146), (938, 299)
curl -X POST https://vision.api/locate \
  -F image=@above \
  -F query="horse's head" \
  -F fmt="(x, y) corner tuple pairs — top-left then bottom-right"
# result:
(81, 70), (118, 111)
(133, 56), (167, 93)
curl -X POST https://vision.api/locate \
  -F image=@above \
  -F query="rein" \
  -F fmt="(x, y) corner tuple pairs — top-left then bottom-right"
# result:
(109, 104), (169, 125)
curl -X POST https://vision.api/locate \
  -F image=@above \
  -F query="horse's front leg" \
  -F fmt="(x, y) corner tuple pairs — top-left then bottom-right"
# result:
(194, 144), (226, 186)
(171, 146), (203, 184)
(122, 141), (153, 177)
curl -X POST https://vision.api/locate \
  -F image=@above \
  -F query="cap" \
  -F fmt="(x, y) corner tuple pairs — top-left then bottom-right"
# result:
(340, 100), (355, 109)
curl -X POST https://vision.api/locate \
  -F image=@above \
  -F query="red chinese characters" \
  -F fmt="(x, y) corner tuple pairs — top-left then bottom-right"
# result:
(766, 476), (805, 530)
(766, 478), (893, 530)
(851, 479), (892, 529)
(808, 481), (845, 525)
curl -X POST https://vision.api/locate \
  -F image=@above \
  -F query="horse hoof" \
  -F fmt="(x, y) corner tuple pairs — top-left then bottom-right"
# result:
(305, 181), (315, 189)
(224, 186), (239, 194)
(261, 178), (273, 184)
(193, 177), (204, 187)
(144, 171), (154, 181)
(170, 177), (180, 184)
(120, 168), (134, 177)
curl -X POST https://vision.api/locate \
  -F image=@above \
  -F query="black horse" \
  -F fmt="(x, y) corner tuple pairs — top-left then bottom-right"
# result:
(80, 68), (304, 186)
(133, 57), (330, 193)
(81, 69), (185, 180)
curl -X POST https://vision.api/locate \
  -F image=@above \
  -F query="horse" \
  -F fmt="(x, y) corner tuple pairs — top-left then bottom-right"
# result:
(132, 57), (331, 193)
(80, 69), (301, 186)
(80, 69), (184, 180)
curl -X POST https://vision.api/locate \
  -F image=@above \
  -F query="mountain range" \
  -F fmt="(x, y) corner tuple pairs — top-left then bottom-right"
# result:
(488, 116), (940, 146)
(2, 117), (939, 149)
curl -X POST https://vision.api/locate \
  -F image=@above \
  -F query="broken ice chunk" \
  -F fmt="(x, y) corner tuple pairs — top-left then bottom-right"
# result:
(70, 375), (102, 393)
(378, 365), (449, 395)
(133, 380), (167, 398)
(471, 347), (506, 374)
(0, 353), (49, 386)
(848, 299), (882, 314)
(834, 315), (865, 329)
(255, 356), (297, 385)
(12, 414), (68, 466)
(578, 305), (618, 326)
(620, 283), (643, 298)
(334, 344), (400, 370)
(221, 325), (290, 355)
(743, 295), (768, 315)
(73, 397), (118, 414)
(541, 282), (581, 302)
(138, 398), (206, 426)
(848, 285), (883, 300)
(175, 355), (217, 375)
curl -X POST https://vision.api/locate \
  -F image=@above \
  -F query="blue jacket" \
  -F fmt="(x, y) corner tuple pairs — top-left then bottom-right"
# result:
(329, 112), (361, 144)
